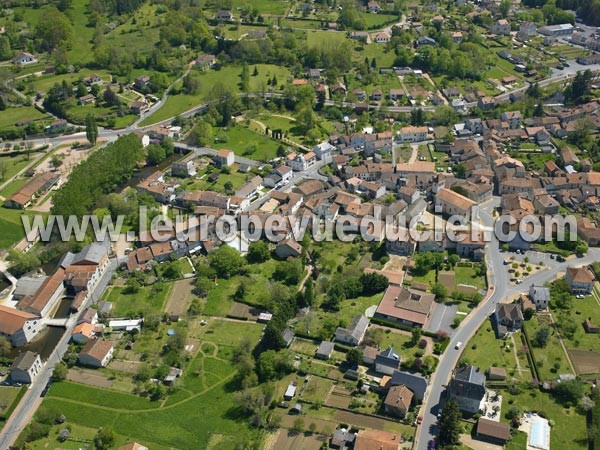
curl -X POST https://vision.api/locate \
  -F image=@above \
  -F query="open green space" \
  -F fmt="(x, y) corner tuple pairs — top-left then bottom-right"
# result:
(0, 208), (46, 250)
(0, 107), (51, 132)
(500, 384), (588, 450)
(103, 282), (172, 317)
(211, 124), (281, 161)
(524, 313), (573, 381)
(462, 321), (531, 380)
(0, 387), (21, 415)
(140, 64), (291, 125)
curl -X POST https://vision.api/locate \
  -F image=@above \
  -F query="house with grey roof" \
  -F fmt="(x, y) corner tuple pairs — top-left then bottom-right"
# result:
(10, 351), (42, 383)
(529, 285), (550, 310)
(375, 347), (401, 375)
(493, 303), (523, 337)
(335, 315), (369, 346)
(389, 370), (428, 401)
(316, 341), (335, 359)
(448, 365), (486, 414)
(13, 275), (48, 301)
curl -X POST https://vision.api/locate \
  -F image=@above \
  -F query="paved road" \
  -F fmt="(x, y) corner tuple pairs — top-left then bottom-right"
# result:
(0, 259), (117, 449)
(414, 198), (600, 449)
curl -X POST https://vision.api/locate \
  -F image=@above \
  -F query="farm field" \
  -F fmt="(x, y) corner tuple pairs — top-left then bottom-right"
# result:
(23, 321), (263, 449)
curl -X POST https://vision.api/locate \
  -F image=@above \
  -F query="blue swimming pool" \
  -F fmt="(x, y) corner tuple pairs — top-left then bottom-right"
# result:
(529, 416), (550, 450)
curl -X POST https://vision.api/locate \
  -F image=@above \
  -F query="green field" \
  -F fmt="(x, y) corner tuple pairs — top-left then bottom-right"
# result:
(211, 124), (281, 161)
(103, 282), (173, 317)
(0, 107), (50, 131)
(0, 386), (21, 415)
(140, 64), (291, 125)
(524, 313), (573, 381)
(23, 319), (265, 449)
(0, 208), (45, 250)
(501, 384), (588, 450)
(462, 321), (532, 380)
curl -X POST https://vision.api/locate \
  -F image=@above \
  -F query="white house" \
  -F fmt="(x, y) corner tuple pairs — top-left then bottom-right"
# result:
(398, 126), (428, 143)
(312, 142), (335, 163)
(10, 351), (42, 383)
(78, 339), (114, 368)
(12, 52), (37, 65)
(0, 306), (41, 347)
(214, 149), (235, 167)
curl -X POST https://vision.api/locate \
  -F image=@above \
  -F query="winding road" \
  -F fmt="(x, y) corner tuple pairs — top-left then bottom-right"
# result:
(414, 197), (600, 449)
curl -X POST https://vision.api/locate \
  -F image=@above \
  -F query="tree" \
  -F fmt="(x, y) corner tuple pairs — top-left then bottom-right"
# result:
(103, 86), (119, 107)
(183, 74), (200, 95)
(359, 272), (388, 295)
(93, 427), (115, 450)
(448, 254), (460, 266)
(292, 417), (305, 433)
(554, 379), (586, 407)
(0, 336), (11, 357)
(34, 7), (73, 51)
(303, 279), (315, 306)
(431, 283), (449, 300)
(346, 348), (363, 366)
(438, 398), (462, 447)
(253, 66), (259, 76)
(146, 144), (166, 166)
(0, 95), (5, 112)
(256, 350), (292, 381)
(0, 162), (8, 180)
(52, 363), (68, 381)
(247, 241), (270, 264)
(7, 249), (41, 277)
(85, 114), (98, 145)
(210, 245), (246, 278)
(534, 327), (550, 347)
(191, 120), (213, 147)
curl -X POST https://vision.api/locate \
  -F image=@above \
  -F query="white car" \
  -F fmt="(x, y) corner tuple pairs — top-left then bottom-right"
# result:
(455, 342), (463, 350)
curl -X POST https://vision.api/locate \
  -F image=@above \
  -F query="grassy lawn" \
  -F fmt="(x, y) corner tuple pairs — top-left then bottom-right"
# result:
(28, 319), (266, 448)
(306, 30), (347, 47)
(0, 386), (21, 414)
(0, 106), (50, 131)
(40, 366), (258, 449)
(301, 376), (334, 403)
(463, 321), (531, 380)
(555, 292), (600, 351)
(295, 293), (383, 338)
(103, 282), (172, 317)
(189, 318), (264, 347)
(211, 124), (281, 161)
(140, 64), (291, 125)
(455, 266), (486, 290)
(23, 422), (171, 450)
(524, 314), (573, 381)
(0, 208), (46, 250)
(500, 384), (587, 450)
(0, 154), (37, 183)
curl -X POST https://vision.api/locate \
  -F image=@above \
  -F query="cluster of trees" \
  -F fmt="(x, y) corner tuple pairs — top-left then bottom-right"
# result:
(323, 272), (388, 310)
(146, 138), (175, 166)
(412, 44), (485, 81)
(52, 134), (145, 217)
(565, 70), (594, 105)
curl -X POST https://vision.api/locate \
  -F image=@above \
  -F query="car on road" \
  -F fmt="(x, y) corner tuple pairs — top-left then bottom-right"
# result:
(417, 415), (423, 425)
(428, 439), (437, 449)
(557, 255), (566, 262)
(550, 254), (555, 259)
(455, 341), (463, 350)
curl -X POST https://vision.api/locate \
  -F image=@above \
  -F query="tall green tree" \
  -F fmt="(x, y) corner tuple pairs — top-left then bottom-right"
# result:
(34, 7), (73, 51)
(438, 398), (462, 447)
(85, 114), (98, 145)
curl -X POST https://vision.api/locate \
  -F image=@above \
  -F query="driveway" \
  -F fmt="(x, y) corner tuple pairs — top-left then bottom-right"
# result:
(426, 302), (458, 334)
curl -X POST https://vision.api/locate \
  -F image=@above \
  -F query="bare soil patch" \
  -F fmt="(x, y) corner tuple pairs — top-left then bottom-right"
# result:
(568, 348), (600, 374)
(164, 278), (196, 315)
(228, 302), (263, 320)
(67, 368), (113, 389)
(326, 386), (353, 409)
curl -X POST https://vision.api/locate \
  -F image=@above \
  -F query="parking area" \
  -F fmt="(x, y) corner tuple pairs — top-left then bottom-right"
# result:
(426, 303), (458, 334)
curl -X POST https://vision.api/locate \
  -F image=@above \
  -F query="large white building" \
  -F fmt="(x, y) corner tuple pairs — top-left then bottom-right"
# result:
(0, 305), (41, 347)
(398, 126), (428, 143)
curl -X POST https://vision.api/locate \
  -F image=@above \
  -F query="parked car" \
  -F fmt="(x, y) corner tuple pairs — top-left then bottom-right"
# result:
(455, 341), (463, 350)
